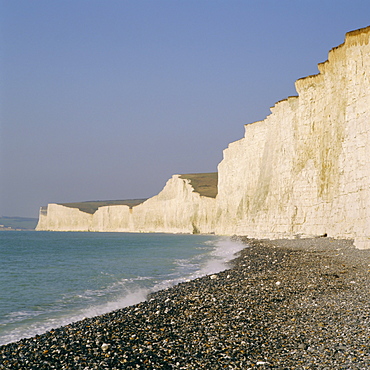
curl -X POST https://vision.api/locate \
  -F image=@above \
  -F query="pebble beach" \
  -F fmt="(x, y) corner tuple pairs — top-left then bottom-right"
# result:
(1, 237), (369, 369)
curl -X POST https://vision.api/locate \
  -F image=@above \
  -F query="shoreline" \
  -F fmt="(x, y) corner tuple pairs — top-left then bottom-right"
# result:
(1, 237), (369, 369)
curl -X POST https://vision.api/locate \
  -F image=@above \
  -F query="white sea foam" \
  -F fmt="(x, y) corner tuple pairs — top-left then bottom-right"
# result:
(192, 237), (246, 278)
(144, 236), (247, 293)
(0, 289), (150, 346)
(0, 236), (246, 346)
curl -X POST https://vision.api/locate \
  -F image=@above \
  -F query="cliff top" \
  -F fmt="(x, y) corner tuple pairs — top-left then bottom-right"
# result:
(179, 172), (218, 198)
(57, 172), (218, 214)
(59, 199), (148, 214)
(261, 25), (370, 115)
(296, 25), (370, 85)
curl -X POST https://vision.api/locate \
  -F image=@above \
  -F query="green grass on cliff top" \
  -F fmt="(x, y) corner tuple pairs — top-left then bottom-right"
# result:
(59, 199), (147, 214)
(179, 172), (218, 198)
(60, 172), (218, 214)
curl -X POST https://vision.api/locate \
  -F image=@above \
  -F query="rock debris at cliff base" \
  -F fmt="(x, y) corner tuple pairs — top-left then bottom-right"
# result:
(1, 238), (369, 369)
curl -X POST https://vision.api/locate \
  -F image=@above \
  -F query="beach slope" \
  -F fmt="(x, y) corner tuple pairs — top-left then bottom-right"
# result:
(1, 237), (369, 369)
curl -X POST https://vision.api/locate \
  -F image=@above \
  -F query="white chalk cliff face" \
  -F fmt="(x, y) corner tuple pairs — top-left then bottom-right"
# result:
(91, 174), (217, 233)
(37, 204), (93, 232)
(37, 174), (217, 234)
(37, 26), (370, 248)
(215, 27), (370, 249)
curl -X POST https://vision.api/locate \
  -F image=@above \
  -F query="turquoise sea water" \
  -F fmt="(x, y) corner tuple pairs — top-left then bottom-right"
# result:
(0, 231), (245, 346)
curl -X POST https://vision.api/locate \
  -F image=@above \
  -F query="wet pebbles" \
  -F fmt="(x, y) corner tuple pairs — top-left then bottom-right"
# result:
(1, 237), (369, 369)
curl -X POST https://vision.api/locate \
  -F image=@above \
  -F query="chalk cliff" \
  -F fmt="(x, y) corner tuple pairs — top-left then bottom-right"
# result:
(37, 173), (218, 234)
(36, 26), (370, 248)
(37, 204), (93, 232)
(215, 26), (370, 249)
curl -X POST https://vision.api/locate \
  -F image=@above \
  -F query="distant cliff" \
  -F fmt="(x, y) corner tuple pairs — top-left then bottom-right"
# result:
(37, 173), (217, 234)
(37, 26), (370, 249)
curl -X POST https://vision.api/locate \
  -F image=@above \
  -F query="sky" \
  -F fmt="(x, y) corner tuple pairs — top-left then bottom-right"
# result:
(1, 0), (370, 218)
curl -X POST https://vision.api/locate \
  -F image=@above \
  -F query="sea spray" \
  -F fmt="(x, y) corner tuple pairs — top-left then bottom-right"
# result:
(0, 232), (246, 345)
(197, 236), (247, 276)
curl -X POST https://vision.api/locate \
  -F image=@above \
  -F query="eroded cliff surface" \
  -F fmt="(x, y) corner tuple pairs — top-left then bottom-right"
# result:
(36, 204), (94, 231)
(36, 173), (217, 234)
(215, 26), (370, 248)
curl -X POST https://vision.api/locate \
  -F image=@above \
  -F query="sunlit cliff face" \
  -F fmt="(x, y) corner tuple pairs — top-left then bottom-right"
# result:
(215, 26), (370, 249)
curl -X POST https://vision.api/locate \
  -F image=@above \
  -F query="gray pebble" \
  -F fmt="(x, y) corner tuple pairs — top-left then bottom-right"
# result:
(1, 237), (369, 369)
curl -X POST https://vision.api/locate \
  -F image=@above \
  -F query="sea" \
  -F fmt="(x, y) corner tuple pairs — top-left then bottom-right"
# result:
(0, 231), (246, 346)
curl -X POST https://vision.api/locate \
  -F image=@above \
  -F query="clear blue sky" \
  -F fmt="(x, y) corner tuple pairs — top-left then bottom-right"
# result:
(1, 0), (369, 218)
